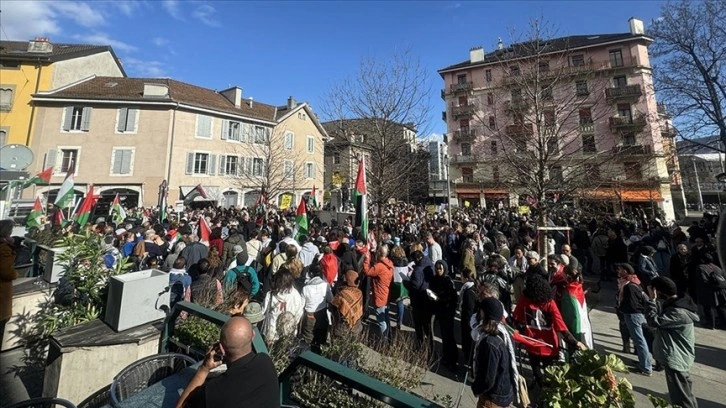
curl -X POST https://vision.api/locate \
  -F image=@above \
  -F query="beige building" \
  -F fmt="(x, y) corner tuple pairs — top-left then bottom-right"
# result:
(26, 76), (327, 210)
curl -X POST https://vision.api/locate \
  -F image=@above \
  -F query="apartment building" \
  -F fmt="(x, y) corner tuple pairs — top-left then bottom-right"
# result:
(677, 136), (726, 206)
(438, 18), (676, 219)
(0, 38), (125, 147)
(25, 76), (327, 209)
(428, 140), (449, 203)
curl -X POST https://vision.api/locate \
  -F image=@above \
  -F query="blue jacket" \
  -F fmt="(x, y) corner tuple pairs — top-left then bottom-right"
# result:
(637, 255), (660, 286)
(223, 265), (260, 297)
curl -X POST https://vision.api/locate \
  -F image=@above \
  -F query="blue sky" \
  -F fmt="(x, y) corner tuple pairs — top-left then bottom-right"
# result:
(2, 0), (665, 138)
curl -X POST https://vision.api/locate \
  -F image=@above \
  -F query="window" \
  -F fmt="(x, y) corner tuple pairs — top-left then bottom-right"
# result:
(116, 108), (138, 133)
(0, 87), (14, 111)
(544, 110), (556, 127)
(0, 128), (7, 147)
(575, 80), (589, 96)
(284, 131), (294, 150)
(307, 135), (314, 153)
(509, 66), (520, 76)
(623, 132), (636, 146)
(284, 160), (293, 179)
(538, 62), (550, 73)
(462, 167), (474, 183)
(252, 157), (265, 177)
(541, 84), (553, 100)
(582, 134), (596, 153)
(60, 149), (78, 173)
(333, 153), (341, 165)
(304, 162), (315, 179)
(194, 153), (209, 174)
(485, 69), (492, 82)
(63, 106), (92, 131)
(457, 74), (467, 84)
(488, 116), (496, 130)
(571, 54), (585, 67)
(579, 108), (593, 124)
(222, 121), (242, 141)
(195, 114), (212, 139)
(491, 140), (497, 154)
(111, 148), (134, 175)
(298, 112), (306, 120)
(624, 162), (642, 180)
(253, 126), (267, 144)
(549, 166), (563, 182)
(547, 137), (559, 154)
(584, 164), (600, 179)
(493, 166), (500, 183)
(221, 155), (238, 175)
(511, 89), (522, 103)
(487, 93), (494, 105)
(459, 119), (469, 128)
(609, 49), (624, 68)
(617, 103), (632, 121)
(461, 143), (471, 156)
(613, 76), (627, 88)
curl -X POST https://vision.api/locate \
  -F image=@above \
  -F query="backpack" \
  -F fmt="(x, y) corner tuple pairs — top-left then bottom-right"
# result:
(232, 265), (254, 292)
(705, 264), (726, 289)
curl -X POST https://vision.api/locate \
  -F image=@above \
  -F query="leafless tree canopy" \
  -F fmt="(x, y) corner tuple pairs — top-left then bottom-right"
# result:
(649, 0), (726, 149)
(469, 19), (624, 221)
(322, 51), (432, 211)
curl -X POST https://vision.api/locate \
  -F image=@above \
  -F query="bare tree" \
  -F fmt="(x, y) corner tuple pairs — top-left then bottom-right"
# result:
(321, 50), (432, 216)
(649, 0), (726, 150)
(466, 19), (627, 228)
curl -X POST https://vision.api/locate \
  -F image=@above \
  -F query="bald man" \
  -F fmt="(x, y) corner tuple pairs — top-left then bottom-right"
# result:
(176, 316), (279, 408)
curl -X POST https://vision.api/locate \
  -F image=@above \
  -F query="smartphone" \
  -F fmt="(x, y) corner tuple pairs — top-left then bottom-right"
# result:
(212, 343), (223, 361)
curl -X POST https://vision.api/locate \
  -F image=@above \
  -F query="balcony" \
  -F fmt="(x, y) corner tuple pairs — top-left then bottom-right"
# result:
(451, 102), (475, 118)
(579, 122), (595, 134)
(657, 103), (671, 117)
(450, 154), (479, 164)
(605, 84), (642, 102)
(506, 123), (534, 137)
(608, 114), (646, 132)
(612, 144), (653, 155)
(450, 82), (474, 94)
(454, 127), (477, 142)
(504, 98), (530, 113)
(661, 124), (677, 138)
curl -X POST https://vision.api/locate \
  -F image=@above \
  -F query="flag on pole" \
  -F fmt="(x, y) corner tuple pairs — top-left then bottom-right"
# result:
(54, 161), (75, 208)
(26, 197), (44, 229)
(503, 323), (554, 349)
(352, 157), (368, 239)
(183, 184), (208, 205)
(311, 185), (318, 209)
(22, 167), (53, 189)
(559, 282), (594, 348)
(54, 208), (67, 226)
(75, 184), (96, 227)
(110, 193), (127, 226)
(294, 197), (308, 240)
(198, 216), (211, 245)
(159, 191), (168, 223)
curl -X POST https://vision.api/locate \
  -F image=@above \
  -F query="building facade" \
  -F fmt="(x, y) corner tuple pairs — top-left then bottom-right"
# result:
(25, 77), (326, 209)
(438, 18), (676, 219)
(677, 136), (726, 206)
(428, 140), (449, 203)
(0, 38), (125, 147)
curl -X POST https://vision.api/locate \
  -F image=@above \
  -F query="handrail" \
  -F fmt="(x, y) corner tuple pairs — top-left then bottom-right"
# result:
(279, 350), (442, 408)
(158, 301), (268, 355)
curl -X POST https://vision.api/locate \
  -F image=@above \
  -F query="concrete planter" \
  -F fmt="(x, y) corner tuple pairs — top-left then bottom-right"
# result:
(37, 245), (68, 284)
(104, 269), (170, 332)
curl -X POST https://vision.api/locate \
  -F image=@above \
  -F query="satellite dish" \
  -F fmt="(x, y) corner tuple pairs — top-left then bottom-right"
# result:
(0, 144), (34, 170)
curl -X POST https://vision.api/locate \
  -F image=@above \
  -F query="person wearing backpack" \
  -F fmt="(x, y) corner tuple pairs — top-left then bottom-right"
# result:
(697, 252), (726, 330)
(223, 252), (260, 299)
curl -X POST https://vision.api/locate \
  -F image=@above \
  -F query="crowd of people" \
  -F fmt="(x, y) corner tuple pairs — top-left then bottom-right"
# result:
(4, 201), (725, 407)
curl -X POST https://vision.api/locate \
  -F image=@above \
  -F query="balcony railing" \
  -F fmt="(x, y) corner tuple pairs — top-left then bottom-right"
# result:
(612, 144), (652, 155)
(608, 114), (647, 131)
(661, 124), (677, 138)
(450, 154), (479, 164)
(657, 102), (671, 117)
(504, 98), (530, 112)
(605, 84), (642, 102)
(451, 102), (475, 117)
(579, 123), (595, 134)
(450, 82), (474, 93)
(506, 123), (534, 137)
(454, 127), (477, 141)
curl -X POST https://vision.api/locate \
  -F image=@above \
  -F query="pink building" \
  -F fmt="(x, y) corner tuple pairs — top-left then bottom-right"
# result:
(438, 18), (677, 220)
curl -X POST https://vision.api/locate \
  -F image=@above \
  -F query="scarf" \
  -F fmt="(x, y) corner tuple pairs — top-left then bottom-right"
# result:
(470, 323), (521, 403)
(617, 275), (641, 305)
(459, 281), (475, 309)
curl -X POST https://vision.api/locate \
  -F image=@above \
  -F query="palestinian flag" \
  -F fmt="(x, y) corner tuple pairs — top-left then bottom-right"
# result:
(198, 216), (211, 245)
(503, 323), (555, 350)
(23, 167), (53, 189)
(352, 157), (368, 239)
(559, 282), (594, 348)
(110, 194), (127, 226)
(54, 161), (75, 208)
(26, 197), (44, 229)
(311, 185), (318, 209)
(75, 184), (96, 227)
(294, 197), (308, 240)
(183, 184), (208, 205)
(54, 208), (67, 226)
(159, 190), (168, 223)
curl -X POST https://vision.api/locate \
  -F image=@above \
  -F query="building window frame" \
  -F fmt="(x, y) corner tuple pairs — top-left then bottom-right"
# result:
(0, 85), (16, 112)
(194, 152), (210, 174)
(109, 147), (135, 176)
(284, 131), (294, 150)
(115, 107), (139, 134)
(307, 135), (315, 153)
(304, 162), (315, 179)
(53, 146), (81, 175)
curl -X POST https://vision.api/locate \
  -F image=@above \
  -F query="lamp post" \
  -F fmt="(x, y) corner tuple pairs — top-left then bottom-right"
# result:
(692, 157), (704, 212)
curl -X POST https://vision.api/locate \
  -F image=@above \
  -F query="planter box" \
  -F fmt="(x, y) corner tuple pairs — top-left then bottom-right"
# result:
(104, 269), (170, 332)
(37, 245), (67, 284)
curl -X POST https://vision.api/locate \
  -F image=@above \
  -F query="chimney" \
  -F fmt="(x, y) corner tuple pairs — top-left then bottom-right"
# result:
(497, 38), (504, 50)
(629, 17), (644, 35)
(287, 96), (296, 110)
(27, 37), (53, 53)
(220, 86), (243, 108)
(248, 97), (254, 108)
(469, 46), (485, 63)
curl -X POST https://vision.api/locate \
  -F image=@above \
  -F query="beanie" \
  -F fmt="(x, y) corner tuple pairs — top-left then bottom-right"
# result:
(478, 297), (504, 322)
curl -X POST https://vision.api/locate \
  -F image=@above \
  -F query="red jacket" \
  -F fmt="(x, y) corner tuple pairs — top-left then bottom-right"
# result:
(364, 257), (394, 308)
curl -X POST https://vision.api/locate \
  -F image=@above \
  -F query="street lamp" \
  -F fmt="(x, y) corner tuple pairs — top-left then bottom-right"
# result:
(691, 157), (704, 212)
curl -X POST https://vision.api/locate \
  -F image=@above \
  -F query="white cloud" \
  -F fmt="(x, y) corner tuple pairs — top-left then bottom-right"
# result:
(192, 4), (221, 27)
(162, 0), (184, 20)
(152, 37), (169, 47)
(72, 32), (137, 52)
(0, 1), (62, 40)
(112, 1), (143, 17)
(124, 57), (167, 77)
(51, 1), (107, 27)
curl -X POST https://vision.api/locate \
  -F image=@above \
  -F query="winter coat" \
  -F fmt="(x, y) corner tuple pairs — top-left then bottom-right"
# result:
(430, 260), (457, 315)
(0, 241), (18, 321)
(222, 234), (246, 267)
(181, 242), (209, 270)
(408, 255), (434, 308)
(646, 295), (699, 372)
(697, 263), (726, 307)
(637, 255), (660, 287)
(363, 257), (394, 308)
(262, 288), (304, 342)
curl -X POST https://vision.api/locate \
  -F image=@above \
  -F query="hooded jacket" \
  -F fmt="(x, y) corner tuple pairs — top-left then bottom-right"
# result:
(646, 295), (700, 372)
(430, 260), (457, 314)
(409, 254), (435, 306)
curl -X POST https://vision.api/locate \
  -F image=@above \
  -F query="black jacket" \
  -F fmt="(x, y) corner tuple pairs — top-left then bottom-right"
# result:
(618, 281), (647, 314)
(471, 334), (515, 406)
(430, 260), (457, 314)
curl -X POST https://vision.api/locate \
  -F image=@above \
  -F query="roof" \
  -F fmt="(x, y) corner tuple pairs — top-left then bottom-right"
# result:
(676, 136), (723, 155)
(0, 40), (126, 76)
(35, 76), (278, 122)
(439, 33), (650, 73)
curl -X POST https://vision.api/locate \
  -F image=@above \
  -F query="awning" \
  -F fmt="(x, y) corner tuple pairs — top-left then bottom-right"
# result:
(582, 189), (663, 202)
(457, 193), (480, 199)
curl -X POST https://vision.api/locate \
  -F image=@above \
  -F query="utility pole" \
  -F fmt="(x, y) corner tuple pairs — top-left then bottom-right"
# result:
(692, 157), (704, 212)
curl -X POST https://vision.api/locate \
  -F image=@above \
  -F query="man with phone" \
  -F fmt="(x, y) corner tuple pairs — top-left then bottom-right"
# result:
(176, 316), (279, 408)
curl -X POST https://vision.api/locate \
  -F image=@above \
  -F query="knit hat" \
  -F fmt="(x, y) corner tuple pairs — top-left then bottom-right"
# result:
(478, 297), (504, 322)
(243, 302), (264, 323)
(525, 251), (540, 262)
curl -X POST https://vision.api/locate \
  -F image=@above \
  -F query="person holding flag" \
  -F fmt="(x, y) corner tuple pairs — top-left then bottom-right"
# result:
(310, 185), (319, 209)
(26, 198), (44, 229)
(74, 184), (97, 227)
(294, 197), (308, 241)
(352, 157), (368, 242)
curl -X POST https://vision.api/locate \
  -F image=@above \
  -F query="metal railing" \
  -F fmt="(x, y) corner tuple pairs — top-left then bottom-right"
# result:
(605, 84), (642, 101)
(449, 82), (473, 93)
(612, 144), (652, 155)
(608, 114), (647, 130)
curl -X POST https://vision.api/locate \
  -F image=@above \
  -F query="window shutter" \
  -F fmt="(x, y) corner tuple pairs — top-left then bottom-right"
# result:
(241, 124), (249, 142)
(239, 156), (245, 176)
(208, 154), (216, 175)
(185, 152), (194, 175)
(197, 115), (212, 138)
(120, 150), (132, 174)
(45, 149), (58, 170)
(62, 107), (73, 131)
(81, 107), (92, 131)
(312, 163), (316, 178)
(113, 150), (124, 174)
(221, 120), (229, 140)
(265, 128), (271, 143)
(245, 157), (252, 175)
(126, 109), (137, 132)
(117, 108), (129, 132)
(219, 154), (226, 175)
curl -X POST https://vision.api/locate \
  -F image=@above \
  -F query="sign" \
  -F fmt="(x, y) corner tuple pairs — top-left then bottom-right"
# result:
(464, 200), (470, 208)
(279, 194), (293, 209)
(518, 205), (530, 215)
(426, 205), (436, 214)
